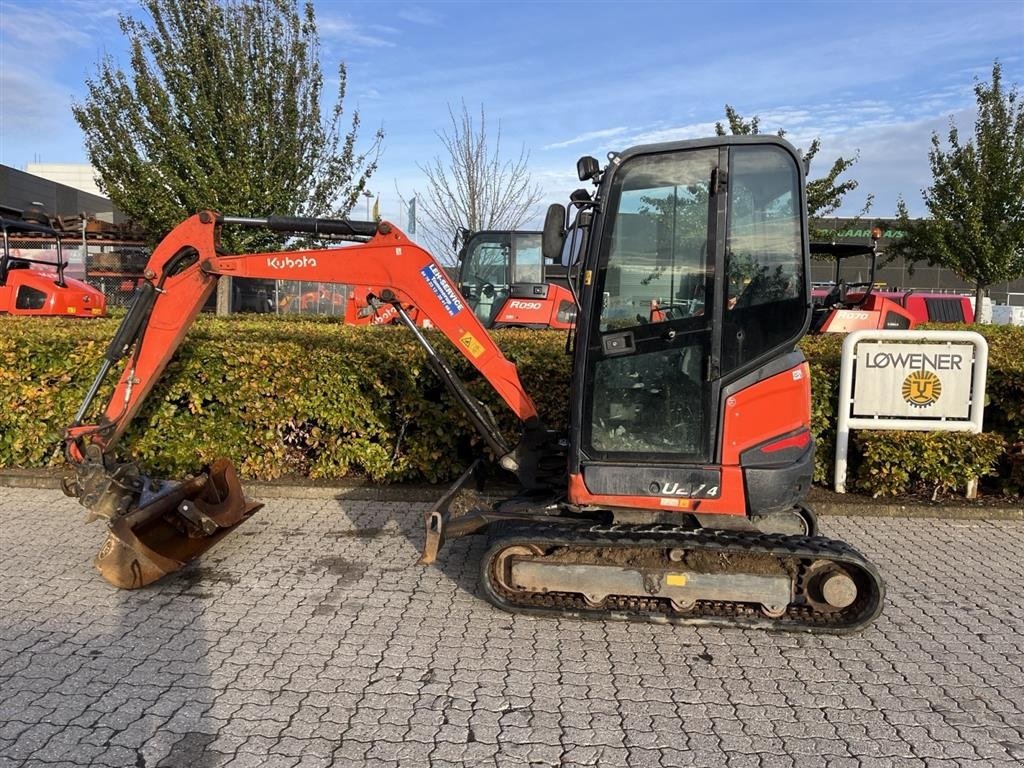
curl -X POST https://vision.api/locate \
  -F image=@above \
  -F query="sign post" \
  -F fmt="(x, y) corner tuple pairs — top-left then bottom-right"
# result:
(834, 330), (988, 493)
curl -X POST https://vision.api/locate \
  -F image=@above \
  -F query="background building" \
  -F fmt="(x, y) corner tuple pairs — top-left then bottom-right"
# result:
(1, 163), (121, 223)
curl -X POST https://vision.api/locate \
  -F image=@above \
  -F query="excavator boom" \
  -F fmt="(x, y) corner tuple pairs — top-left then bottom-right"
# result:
(64, 212), (543, 587)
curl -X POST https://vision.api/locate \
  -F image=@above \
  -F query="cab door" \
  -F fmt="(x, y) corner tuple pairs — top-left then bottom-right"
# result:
(570, 139), (808, 506)
(458, 233), (512, 326)
(582, 148), (719, 473)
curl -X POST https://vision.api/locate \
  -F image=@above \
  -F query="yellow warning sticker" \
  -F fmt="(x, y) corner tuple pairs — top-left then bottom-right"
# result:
(66, 307), (77, 314)
(665, 574), (688, 587)
(459, 331), (486, 359)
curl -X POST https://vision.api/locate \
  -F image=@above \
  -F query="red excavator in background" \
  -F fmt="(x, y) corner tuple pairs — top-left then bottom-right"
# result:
(454, 229), (576, 329)
(1, 218), (107, 317)
(63, 135), (883, 632)
(809, 230), (916, 333)
(346, 229), (577, 329)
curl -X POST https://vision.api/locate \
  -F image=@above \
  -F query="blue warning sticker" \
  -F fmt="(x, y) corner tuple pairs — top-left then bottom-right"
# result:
(420, 263), (464, 317)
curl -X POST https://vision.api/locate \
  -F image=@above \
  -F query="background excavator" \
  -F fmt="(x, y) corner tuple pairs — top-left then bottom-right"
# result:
(346, 228), (576, 329)
(809, 232), (916, 333)
(63, 135), (884, 632)
(454, 228), (576, 329)
(1, 217), (107, 317)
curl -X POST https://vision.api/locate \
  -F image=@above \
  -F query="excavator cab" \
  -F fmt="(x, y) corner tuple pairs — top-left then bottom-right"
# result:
(809, 234), (916, 333)
(457, 229), (576, 329)
(0, 218), (107, 317)
(544, 138), (815, 523)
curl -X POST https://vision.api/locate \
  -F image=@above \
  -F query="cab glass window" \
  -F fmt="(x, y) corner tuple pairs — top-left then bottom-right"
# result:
(722, 145), (805, 371)
(587, 149), (717, 459)
(598, 150), (717, 331)
(460, 234), (511, 325)
(511, 234), (542, 283)
(15, 285), (48, 310)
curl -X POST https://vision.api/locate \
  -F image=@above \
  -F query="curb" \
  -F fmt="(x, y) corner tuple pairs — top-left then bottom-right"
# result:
(3, 469), (1021, 520)
(807, 499), (1023, 521)
(0, 468), (448, 503)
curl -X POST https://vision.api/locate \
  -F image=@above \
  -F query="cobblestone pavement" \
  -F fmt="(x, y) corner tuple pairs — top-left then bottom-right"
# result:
(1, 487), (1023, 768)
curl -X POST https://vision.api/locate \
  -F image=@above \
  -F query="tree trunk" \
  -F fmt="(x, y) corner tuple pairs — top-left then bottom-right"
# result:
(217, 277), (232, 316)
(974, 283), (986, 324)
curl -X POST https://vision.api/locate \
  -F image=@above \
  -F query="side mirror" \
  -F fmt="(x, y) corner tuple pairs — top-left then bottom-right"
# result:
(561, 227), (586, 269)
(577, 156), (600, 182)
(542, 204), (566, 263)
(452, 226), (471, 254)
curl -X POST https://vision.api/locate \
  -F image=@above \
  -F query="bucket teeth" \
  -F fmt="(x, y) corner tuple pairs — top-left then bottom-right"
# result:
(93, 460), (262, 589)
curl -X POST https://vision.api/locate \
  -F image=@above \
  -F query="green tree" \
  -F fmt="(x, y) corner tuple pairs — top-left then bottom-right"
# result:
(72, 0), (382, 250)
(889, 61), (1024, 319)
(715, 105), (871, 223)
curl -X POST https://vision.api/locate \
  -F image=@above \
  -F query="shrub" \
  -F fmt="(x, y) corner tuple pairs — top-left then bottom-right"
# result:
(1, 315), (1020, 497)
(853, 431), (1006, 498)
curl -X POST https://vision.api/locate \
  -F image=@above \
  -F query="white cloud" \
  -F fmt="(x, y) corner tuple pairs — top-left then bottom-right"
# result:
(0, 5), (92, 49)
(318, 16), (398, 48)
(625, 121), (721, 146)
(0, 69), (72, 137)
(542, 127), (630, 151)
(398, 6), (440, 26)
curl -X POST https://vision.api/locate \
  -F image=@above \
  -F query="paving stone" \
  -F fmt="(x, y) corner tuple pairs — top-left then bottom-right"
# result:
(1, 490), (1021, 768)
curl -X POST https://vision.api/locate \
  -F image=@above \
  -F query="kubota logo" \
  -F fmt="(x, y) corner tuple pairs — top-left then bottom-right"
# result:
(266, 255), (318, 269)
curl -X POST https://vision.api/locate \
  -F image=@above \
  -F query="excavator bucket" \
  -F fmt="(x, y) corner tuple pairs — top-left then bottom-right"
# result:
(94, 459), (262, 589)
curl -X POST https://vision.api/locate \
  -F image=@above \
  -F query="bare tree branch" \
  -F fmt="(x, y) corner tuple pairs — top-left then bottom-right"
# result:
(416, 102), (543, 263)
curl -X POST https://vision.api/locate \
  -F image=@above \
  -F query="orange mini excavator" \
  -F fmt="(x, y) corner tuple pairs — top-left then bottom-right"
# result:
(1, 218), (107, 317)
(809, 232), (916, 333)
(64, 135), (884, 632)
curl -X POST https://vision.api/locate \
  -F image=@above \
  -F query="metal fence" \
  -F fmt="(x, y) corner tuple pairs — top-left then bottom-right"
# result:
(271, 281), (350, 317)
(82, 239), (149, 307)
(224, 279), (352, 316)
(5, 233), (353, 317)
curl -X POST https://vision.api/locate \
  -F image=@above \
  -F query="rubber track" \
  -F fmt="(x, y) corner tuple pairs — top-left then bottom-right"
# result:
(480, 523), (885, 633)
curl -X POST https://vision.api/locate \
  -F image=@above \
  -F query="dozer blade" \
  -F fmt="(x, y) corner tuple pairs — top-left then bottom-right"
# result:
(95, 459), (262, 589)
(419, 460), (573, 565)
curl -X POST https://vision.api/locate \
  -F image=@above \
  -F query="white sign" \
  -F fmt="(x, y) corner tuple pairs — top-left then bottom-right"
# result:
(833, 330), (988, 493)
(852, 342), (975, 419)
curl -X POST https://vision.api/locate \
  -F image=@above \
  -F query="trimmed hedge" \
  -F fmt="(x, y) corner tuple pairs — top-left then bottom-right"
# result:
(853, 431), (1006, 498)
(0, 316), (567, 484)
(1, 315), (1021, 498)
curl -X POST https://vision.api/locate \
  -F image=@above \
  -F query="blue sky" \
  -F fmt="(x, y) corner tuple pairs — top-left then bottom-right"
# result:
(1, 0), (1022, 228)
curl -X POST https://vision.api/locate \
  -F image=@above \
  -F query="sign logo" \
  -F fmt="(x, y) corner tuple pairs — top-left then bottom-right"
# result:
(420, 263), (464, 317)
(901, 370), (942, 408)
